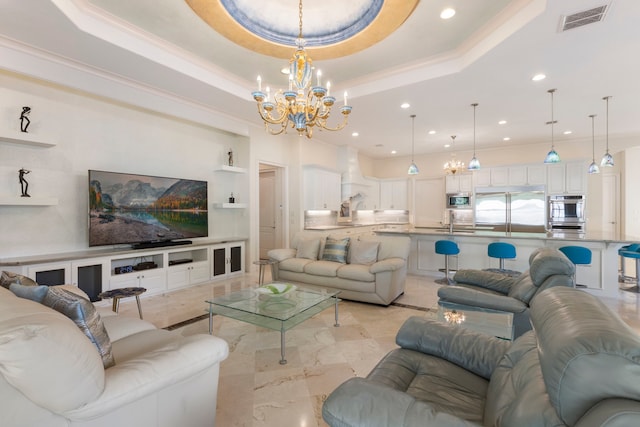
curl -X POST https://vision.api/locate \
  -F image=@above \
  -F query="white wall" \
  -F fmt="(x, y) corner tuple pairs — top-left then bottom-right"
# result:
(0, 70), (249, 258)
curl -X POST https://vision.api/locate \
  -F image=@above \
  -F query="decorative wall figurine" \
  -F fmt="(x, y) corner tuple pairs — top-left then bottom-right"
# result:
(229, 192), (235, 203)
(19, 168), (31, 197)
(227, 149), (233, 166)
(19, 107), (31, 133)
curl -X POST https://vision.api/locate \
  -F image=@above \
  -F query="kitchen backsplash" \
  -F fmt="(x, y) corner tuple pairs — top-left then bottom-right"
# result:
(304, 210), (409, 228)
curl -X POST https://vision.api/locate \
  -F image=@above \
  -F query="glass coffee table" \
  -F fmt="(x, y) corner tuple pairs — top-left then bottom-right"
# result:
(206, 285), (340, 364)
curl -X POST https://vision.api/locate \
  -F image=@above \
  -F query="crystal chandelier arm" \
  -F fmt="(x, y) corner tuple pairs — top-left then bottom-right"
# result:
(316, 113), (350, 132)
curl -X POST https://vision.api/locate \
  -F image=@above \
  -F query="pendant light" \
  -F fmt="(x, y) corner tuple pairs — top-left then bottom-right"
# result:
(407, 114), (419, 175)
(543, 88), (560, 163)
(588, 114), (600, 174)
(601, 96), (614, 167)
(468, 103), (480, 170)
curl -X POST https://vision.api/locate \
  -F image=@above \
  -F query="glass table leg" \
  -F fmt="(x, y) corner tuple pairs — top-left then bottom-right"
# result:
(334, 295), (340, 327)
(208, 305), (213, 335)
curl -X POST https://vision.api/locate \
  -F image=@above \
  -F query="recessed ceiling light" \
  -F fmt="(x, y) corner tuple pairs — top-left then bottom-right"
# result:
(281, 67), (290, 74)
(428, 130), (436, 135)
(532, 73), (546, 81)
(444, 144), (451, 148)
(400, 103), (410, 109)
(498, 120), (507, 125)
(391, 150), (397, 154)
(352, 132), (359, 137)
(440, 8), (456, 19)
(503, 137), (511, 141)
(563, 130), (572, 135)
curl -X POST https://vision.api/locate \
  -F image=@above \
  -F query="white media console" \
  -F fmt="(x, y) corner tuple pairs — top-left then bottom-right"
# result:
(0, 239), (246, 301)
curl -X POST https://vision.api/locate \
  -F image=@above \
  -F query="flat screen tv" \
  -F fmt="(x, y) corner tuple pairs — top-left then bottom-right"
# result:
(88, 170), (208, 247)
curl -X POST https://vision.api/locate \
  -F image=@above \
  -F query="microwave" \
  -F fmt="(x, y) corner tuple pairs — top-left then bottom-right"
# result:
(446, 193), (472, 209)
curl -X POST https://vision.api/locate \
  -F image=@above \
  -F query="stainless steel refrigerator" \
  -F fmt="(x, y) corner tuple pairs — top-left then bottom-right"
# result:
(474, 186), (546, 233)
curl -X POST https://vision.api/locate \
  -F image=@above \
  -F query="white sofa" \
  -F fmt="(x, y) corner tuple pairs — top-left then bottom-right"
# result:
(268, 231), (411, 306)
(0, 282), (229, 427)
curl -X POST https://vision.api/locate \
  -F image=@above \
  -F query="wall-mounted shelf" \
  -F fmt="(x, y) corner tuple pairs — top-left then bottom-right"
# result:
(0, 197), (58, 206)
(214, 165), (247, 174)
(213, 203), (247, 209)
(0, 131), (56, 148)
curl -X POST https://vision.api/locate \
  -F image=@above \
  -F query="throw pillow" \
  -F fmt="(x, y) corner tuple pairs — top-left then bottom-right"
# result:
(42, 287), (115, 369)
(322, 237), (350, 264)
(296, 238), (321, 260)
(9, 282), (49, 303)
(349, 240), (379, 265)
(0, 271), (38, 289)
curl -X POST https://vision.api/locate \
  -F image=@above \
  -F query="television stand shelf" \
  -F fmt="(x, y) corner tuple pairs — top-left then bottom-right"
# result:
(0, 238), (247, 301)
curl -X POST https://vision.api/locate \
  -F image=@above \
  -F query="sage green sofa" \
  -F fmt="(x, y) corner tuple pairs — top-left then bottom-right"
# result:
(323, 287), (640, 426)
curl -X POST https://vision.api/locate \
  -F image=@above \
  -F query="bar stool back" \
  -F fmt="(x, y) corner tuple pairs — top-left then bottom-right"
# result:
(435, 240), (459, 285)
(558, 246), (592, 288)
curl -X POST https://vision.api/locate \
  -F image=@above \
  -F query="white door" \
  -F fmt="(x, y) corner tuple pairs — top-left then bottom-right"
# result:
(259, 170), (277, 259)
(602, 174), (620, 236)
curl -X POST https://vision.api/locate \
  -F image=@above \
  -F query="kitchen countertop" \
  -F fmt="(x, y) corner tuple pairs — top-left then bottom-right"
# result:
(374, 227), (640, 244)
(304, 222), (408, 231)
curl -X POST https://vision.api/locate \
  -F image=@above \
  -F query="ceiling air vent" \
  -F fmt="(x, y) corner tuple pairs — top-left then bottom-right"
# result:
(561, 5), (608, 31)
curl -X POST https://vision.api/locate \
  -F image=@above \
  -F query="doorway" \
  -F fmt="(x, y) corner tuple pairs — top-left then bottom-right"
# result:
(259, 163), (285, 259)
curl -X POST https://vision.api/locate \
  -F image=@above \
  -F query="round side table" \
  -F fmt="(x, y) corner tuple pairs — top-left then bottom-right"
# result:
(253, 259), (277, 285)
(98, 287), (147, 319)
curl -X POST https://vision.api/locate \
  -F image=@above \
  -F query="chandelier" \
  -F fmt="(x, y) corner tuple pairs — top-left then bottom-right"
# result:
(444, 135), (464, 174)
(443, 310), (466, 325)
(251, 0), (352, 138)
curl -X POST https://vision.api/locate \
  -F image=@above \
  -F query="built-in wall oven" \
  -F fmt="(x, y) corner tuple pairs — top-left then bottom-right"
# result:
(548, 195), (586, 233)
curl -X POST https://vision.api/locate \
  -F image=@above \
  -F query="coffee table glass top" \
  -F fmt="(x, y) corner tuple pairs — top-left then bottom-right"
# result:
(206, 285), (340, 332)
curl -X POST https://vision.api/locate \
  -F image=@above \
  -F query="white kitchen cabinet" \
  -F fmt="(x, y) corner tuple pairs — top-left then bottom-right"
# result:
(547, 162), (586, 195)
(445, 174), (472, 193)
(380, 179), (408, 209)
(359, 177), (380, 210)
(211, 241), (245, 279)
(490, 167), (510, 186)
(565, 161), (587, 194)
(474, 169), (491, 187)
(303, 167), (341, 210)
(526, 164), (547, 185)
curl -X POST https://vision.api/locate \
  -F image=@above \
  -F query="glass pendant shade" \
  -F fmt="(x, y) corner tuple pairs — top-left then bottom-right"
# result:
(468, 156), (481, 170)
(543, 89), (560, 163)
(601, 151), (614, 167)
(468, 103), (481, 170)
(407, 114), (419, 175)
(600, 96), (614, 167)
(544, 148), (560, 164)
(588, 114), (599, 174)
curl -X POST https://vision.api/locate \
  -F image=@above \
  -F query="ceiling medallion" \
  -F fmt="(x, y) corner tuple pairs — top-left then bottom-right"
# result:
(185, 0), (419, 60)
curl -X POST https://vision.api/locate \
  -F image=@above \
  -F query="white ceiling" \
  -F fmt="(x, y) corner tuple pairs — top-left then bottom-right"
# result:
(1, 0), (639, 159)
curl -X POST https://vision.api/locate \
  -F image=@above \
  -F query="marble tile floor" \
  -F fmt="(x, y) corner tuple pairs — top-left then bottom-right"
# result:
(108, 271), (640, 427)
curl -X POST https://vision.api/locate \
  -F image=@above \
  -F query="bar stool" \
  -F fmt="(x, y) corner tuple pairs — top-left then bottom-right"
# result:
(620, 245), (640, 293)
(487, 242), (518, 276)
(619, 244), (640, 283)
(558, 246), (592, 288)
(435, 240), (459, 285)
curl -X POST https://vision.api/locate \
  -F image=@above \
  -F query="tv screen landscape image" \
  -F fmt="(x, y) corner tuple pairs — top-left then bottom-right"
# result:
(88, 170), (208, 247)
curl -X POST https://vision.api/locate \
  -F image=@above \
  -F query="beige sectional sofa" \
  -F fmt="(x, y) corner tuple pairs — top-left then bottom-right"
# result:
(0, 278), (229, 427)
(268, 231), (411, 305)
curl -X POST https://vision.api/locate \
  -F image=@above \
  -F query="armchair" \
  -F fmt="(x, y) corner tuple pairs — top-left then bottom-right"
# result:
(437, 247), (574, 338)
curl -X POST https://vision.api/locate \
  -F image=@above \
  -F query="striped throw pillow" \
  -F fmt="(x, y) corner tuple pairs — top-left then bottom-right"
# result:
(322, 237), (350, 264)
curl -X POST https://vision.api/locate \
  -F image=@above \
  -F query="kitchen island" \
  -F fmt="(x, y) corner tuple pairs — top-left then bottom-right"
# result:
(375, 227), (639, 297)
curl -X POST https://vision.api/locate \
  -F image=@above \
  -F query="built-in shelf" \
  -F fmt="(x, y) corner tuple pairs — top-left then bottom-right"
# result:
(0, 131), (56, 148)
(0, 196), (58, 206)
(213, 203), (247, 209)
(214, 165), (247, 173)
